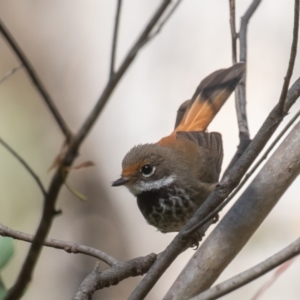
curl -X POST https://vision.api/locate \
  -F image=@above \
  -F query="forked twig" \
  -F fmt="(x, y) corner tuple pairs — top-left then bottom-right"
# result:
(0, 20), (72, 140)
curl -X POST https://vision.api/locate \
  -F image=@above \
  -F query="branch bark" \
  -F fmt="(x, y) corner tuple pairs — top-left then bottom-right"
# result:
(191, 238), (300, 300)
(0, 222), (118, 267)
(73, 254), (157, 300)
(166, 120), (300, 299)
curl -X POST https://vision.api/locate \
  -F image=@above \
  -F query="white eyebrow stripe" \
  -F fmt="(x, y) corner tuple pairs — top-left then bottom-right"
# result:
(129, 175), (176, 195)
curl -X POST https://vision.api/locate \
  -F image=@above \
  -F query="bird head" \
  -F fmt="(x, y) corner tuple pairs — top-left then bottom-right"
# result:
(112, 143), (176, 195)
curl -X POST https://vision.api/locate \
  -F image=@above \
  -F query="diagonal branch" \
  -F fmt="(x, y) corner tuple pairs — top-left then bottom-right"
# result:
(4, 1), (173, 299)
(0, 20), (72, 140)
(190, 239), (300, 300)
(110, 0), (122, 78)
(183, 103), (300, 235)
(73, 254), (157, 300)
(145, 0), (182, 44)
(0, 136), (47, 196)
(0, 222), (118, 267)
(74, 0), (172, 148)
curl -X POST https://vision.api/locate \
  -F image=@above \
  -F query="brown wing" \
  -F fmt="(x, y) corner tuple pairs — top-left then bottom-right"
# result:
(177, 131), (223, 181)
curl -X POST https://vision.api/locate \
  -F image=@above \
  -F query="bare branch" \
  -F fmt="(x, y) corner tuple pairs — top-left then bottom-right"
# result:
(0, 65), (23, 85)
(229, 0), (237, 64)
(0, 20), (72, 140)
(0, 136), (47, 196)
(4, 2), (173, 299)
(145, 0), (182, 44)
(278, 0), (299, 112)
(73, 254), (157, 300)
(190, 238), (300, 300)
(110, 0), (122, 78)
(75, 0), (172, 147)
(251, 259), (295, 300)
(0, 222), (118, 267)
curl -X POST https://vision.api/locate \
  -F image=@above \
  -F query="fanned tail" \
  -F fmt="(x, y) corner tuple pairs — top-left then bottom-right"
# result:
(175, 63), (245, 132)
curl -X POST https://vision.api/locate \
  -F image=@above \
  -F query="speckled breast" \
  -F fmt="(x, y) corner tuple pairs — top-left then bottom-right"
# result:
(136, 185), (197, 233)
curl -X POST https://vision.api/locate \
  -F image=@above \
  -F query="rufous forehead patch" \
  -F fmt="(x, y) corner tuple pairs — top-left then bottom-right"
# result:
(122, 161), (147, 177)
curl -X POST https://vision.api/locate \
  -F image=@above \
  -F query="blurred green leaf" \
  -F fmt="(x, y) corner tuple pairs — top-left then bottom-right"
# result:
(0, 237), (14, 270)
(0, 276), (6, 299)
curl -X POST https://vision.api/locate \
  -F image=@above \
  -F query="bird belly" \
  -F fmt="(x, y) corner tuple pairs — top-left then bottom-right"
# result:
(137, 185), (197, 232)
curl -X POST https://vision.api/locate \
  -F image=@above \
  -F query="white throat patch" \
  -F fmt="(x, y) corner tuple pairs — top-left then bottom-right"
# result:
(127, 175), (176, 196)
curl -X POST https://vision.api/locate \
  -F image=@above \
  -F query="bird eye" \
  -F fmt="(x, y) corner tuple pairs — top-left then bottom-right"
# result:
(140, 164), (156, 177)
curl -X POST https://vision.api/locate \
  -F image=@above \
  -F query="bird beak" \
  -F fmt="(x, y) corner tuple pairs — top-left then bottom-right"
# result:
(112, 177), (130, 187)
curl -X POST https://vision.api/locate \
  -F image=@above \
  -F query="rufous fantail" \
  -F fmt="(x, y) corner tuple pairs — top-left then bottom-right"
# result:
(112, 63), (245, 233)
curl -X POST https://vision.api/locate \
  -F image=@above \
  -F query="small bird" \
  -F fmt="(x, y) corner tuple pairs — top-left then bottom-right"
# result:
(112, 63), (245, 233)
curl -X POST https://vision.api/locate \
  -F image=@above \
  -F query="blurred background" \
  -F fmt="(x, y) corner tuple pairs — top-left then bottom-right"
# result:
(0, 0), (299, 299)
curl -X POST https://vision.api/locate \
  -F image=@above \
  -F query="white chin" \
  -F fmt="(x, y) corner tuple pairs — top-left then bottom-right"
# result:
(127, 175), (176, 195)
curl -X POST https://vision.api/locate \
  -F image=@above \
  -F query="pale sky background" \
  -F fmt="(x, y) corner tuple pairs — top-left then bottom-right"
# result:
(0, 1), (299, 299)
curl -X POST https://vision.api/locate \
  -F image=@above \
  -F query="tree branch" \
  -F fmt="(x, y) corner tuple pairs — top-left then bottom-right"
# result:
(110, 0), (122, 78)
(0, 222), (118, 267)
(0, 136), (47, 196)
(4, 1), (173, 299)
(191, 238), (300, 300)
(145, 0), (182, 43)
(75, 0), (172, 148)
(0, 19), (72, 141)
(73, 254), (157, 300)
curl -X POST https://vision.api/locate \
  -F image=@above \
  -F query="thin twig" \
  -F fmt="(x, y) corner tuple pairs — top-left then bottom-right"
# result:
(4, 1), (173, 299)
(0, 136), (47, 196)
(0, 222), (118, 266)
(229, 0), (237, 64)
(110, 0), (122, 78)
(225, 0), (262, 175)
(128, 2), (300, 294)
(278, 0), (299, 112)
(73, 254), (157, 300)
(0, 20), (72, 140)
(191, 238), (300, 300)
(145, 0), (182, 44)
(0, 65), (23, 85)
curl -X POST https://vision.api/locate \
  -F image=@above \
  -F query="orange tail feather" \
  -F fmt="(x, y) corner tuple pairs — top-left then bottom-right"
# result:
(175, 63), (245, 132)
